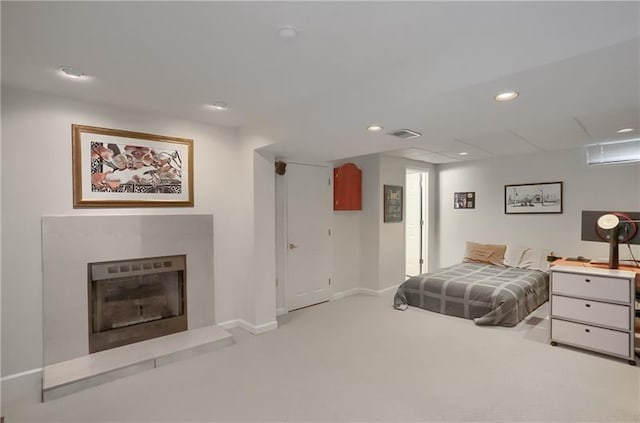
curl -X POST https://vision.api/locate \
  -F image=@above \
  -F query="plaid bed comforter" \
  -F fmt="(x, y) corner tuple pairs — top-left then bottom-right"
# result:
(393, 262), (549, 327)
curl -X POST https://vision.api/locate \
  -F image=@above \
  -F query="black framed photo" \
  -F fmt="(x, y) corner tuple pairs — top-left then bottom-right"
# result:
(504, 181), (563, 214)
(383, 185), (403, 222)
(454, 192), (475, 209)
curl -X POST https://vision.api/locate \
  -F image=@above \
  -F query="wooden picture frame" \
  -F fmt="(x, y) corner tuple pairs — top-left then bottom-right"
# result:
(72, 124), (194, 208)
(383, 185), (403, 222)
(504, 181), (562, 214)
(454, 192), (475, 209)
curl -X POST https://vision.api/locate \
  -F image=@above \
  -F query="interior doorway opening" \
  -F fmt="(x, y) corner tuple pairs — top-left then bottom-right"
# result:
(405, 170), (428, 277)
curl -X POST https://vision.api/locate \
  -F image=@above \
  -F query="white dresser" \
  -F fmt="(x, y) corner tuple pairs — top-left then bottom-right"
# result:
(550, 265), (637, 365)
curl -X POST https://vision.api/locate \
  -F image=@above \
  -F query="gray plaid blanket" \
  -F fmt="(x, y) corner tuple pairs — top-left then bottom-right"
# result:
(393, 262), (549, 326)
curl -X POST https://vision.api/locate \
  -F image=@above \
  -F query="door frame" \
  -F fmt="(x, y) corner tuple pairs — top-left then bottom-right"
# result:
(405, 168), (429, 276)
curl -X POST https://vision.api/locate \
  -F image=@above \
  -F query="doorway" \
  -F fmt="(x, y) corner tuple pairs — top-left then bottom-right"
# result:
(405, 170), (428, 277)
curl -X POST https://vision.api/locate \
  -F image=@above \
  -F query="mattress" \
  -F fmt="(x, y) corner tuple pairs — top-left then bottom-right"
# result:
(393, 262), (549, 326)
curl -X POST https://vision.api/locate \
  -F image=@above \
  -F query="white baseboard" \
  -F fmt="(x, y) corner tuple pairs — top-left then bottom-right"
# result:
(378, 283), (401, 295)
(1, 366), (43, 383)
(358, 284), (400, 297)
(1, 367), (43, 406)
(276, 307), (287, 316)
(331, 285), (400, 299)
(358, 287), (380, 296)
(218, 319), (278, 335)
(331, 288), (359, 301)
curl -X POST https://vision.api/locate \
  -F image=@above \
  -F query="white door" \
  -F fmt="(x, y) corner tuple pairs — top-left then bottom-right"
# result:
(405, 171), (428, 276)
(285, 163), (332, 311)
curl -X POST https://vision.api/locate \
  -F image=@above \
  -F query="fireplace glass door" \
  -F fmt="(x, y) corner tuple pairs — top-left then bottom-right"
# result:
(88, 255), (187, 353)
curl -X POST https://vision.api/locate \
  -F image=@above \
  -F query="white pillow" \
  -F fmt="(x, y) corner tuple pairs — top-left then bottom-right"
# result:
(517, 247), (553, 272)
(504, 245), (527, 268)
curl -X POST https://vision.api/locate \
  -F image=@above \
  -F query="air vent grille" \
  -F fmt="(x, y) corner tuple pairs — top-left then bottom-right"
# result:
(389, 129), (422, 140)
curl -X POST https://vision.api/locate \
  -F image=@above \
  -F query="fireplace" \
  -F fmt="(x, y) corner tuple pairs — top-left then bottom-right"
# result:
(88, 255), (187, 353)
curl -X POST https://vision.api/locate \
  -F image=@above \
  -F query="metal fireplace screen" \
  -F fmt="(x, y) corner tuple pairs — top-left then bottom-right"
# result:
(88, 255), (187, 353)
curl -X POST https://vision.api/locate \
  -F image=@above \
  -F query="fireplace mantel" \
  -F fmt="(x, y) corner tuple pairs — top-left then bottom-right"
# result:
(42, 215), (215, 366)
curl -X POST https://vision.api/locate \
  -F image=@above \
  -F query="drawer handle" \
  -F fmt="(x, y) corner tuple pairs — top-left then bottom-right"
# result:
(585, 329), (590, 333)
(584, 278), (591, 283)
(585, 303), (591, 308)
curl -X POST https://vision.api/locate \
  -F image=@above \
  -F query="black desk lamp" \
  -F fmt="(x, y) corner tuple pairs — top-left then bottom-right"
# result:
(597, 214), (620, 269)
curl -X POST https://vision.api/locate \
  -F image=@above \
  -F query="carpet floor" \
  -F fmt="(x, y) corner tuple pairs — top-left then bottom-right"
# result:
(5, 291), (640, 422)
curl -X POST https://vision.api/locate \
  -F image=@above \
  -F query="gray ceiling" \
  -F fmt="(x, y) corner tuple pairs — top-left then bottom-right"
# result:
(2, 1), (639, 163)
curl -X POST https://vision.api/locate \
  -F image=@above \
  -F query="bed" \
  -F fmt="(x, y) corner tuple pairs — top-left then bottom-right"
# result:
(393, 262), (549, 327)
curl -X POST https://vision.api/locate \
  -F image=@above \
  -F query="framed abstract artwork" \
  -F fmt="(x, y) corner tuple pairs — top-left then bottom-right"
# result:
(72, 124), (194, 208)
(383, 185), (403, 222)
(504, 181), (562, 214)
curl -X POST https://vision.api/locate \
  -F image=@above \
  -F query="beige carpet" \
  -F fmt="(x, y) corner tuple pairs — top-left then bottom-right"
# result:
(5, 291), (640, 422)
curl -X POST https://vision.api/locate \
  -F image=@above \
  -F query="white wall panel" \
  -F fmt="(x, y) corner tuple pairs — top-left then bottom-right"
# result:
(1, 86), (252, 377)
(438, 149), (640, 267)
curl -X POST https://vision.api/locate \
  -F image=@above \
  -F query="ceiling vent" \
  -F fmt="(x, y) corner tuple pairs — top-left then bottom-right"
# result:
(586, 138), (640, 165)
(389, 129), (422, 140)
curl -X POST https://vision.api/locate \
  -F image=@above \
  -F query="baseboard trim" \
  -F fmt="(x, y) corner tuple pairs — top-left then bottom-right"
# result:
(378, 283), (401, 295)
(358, 287), (379, 296)
(359, 284), (400, 297)
(276, 307), (287, 316)
(331, 288), (359, 301)
(218, 319), (278, 335)
(1, 366), (43, 383)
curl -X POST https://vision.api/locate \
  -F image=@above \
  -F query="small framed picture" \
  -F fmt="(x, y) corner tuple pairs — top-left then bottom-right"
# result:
(383, 185), (403, 222)
(454, 192), (475, 209)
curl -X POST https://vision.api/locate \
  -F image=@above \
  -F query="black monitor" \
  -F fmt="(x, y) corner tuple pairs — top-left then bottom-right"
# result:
(581, 210), (640, 268)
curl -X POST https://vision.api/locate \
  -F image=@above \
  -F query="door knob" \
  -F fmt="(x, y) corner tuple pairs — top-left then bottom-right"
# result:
(289, 243), (298, 249)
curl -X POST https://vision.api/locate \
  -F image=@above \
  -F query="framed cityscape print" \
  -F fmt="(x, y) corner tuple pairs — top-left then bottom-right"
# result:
(383, 185), (403, 222)
(72, 124), (194, 208)
(504, 181), (562, 214)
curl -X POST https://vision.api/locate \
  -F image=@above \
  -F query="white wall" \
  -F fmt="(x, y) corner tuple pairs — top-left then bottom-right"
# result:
(438, 149), (640, 267)
(356, 155), (381, 291)
(275, 173), (286, 312)
(252, 150), (277, 328)
(331, 159), (364, 297)
(378, 156), (408, 289)
(331, 210), (361, 296)
(637, 165), (640, 209)
(330, 154), (437, 293)
(0, 86), (269, 378)
(0, 18), (3, 413)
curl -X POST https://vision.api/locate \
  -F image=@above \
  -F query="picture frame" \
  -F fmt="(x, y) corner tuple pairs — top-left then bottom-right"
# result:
(454, 192), (475, 209)
(72, 124), (194, 208)
(504, 181), (562, 214)
(383, 185), (403, 222)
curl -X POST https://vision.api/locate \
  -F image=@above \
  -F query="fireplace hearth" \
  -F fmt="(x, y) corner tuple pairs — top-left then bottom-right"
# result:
(88, 255), (187, 353)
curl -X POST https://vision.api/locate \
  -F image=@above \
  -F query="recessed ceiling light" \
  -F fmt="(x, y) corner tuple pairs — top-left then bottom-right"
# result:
(616, 128), (634, 133)
(277, 26), (298, 42)
(494, 91), (519, 102)
(367, 125), (383, 132)
(207, 102), (228, 111)
(59, 66), (88, 80)
(459, 152), (469, 156)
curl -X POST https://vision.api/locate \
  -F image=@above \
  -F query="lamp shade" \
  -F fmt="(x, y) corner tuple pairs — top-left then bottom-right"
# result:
(597, 214), (620, 230)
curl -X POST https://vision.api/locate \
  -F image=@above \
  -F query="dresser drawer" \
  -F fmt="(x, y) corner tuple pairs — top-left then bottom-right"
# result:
(552, 295), (630, 330)
(551, 319), (630, 357)
(551, 271), (630, 302)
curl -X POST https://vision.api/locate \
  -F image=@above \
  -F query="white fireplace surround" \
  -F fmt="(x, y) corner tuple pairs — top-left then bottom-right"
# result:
(42, 214), (215, 366)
